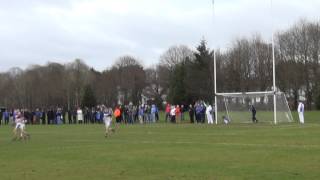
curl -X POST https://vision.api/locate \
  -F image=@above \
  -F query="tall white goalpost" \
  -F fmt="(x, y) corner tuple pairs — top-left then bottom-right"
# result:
(212, 0), (293, 124)
(271, 0), (277, 124)
(212, 0), (218, 124)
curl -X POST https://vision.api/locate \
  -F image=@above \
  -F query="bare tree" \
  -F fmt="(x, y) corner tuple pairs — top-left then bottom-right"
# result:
(160, 45), (195, 69)
(112, 56), (146, 104)
(143, 66), (166, 108)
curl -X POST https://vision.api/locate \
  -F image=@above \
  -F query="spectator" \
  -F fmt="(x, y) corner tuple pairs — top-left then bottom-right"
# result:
(144, 105), (151, 123)
(134, 105), (139, 123)
(170, 105), (176, 123)
(41, 109), (46, 125)
(175, 105), (181, 123)
(68, 109), (72, 124)
(72, 109), (77, 124)
(3, 109), (10, 125)
(90, 108), (95, 124)
(165, 103), (171, 123)
(83, 107), (89, 124)
(204, 102), (214, 124)
(155, 105), (159, 122)
(95, 108), (101, 124)
(297, 101), (304, 124)
(189, 104), (195, 123)
(35, 108), (42, 124)
(151, 104), (157, 123)
(114, 106), (121, 123)
(138, 105), (144, 124)
(200, 104), (206, 123)
(99, 108), (104, 124)
(47, 109), (55, 125)
(180, 105), (185, 122)
(195, 103), (202, 123)
(77, 107), (84, 124)
(56, 108), (63, 124)
(128, 104), (134, 124)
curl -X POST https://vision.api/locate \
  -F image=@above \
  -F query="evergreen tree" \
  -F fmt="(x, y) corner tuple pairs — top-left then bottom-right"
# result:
(81, 85), (97, 108)
(168, 63), (188, 104)
(185, 39), (215, 103)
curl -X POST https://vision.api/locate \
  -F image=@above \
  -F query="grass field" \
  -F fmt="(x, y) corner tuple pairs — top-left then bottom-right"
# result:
(0, 111), (319, 180)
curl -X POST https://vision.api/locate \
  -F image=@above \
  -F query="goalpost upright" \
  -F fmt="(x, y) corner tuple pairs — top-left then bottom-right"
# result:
(271, 0), (277, 124)
(212, 0), (218, 124)
(272, 26), (277, 124)
(214, 51), (218, 124)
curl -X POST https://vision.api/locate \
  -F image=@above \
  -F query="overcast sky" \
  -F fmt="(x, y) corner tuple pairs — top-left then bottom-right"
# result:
(1, 0), (319, 72)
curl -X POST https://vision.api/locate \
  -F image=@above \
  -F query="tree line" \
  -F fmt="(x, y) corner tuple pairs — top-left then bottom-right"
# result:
(0, 19), (319, 110)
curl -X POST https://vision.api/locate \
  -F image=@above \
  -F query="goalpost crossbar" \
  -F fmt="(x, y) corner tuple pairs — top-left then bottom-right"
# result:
(216, 91), (275, 97)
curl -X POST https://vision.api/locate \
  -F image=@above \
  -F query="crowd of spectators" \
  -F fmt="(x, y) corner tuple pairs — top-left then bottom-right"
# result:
(0, 101), (216, 125)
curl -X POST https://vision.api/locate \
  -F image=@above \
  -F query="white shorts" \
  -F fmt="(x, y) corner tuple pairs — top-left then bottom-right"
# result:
(104, 117), (112, 128)
(15, 123), (25, 131)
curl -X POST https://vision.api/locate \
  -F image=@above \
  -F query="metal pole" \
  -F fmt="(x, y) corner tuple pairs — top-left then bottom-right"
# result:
(214, 51), (218, 124)
(211, 0), (218, 124)
(271, 0), (277, 124)
(272, 33), (277, 124)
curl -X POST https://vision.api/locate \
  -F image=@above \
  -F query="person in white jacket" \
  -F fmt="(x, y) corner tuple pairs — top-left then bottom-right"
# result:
(204, 102), (214, 124)
(170, 105), (176, 123)
(77, 107), (84, 124)
(297, 101), (304, 124)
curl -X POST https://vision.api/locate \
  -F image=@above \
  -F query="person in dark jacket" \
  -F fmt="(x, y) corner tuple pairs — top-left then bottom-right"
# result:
(73, 109), (77, 124)
(250, 105), (258, 123)
(195, 103), (202, 123)
(41, 109), (46, 125)
(189, 104), (195, 123)
(47, 109), (55, 125)
(68, 109), (72, 124)
(3, 110), (10, 125)
(35, 108), (42, 124)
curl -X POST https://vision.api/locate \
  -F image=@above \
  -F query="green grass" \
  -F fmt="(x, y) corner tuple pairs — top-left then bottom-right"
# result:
(0, 112), (319, 180)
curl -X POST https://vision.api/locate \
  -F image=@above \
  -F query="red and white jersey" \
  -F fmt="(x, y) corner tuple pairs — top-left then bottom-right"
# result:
(15, 112), (24, 124)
